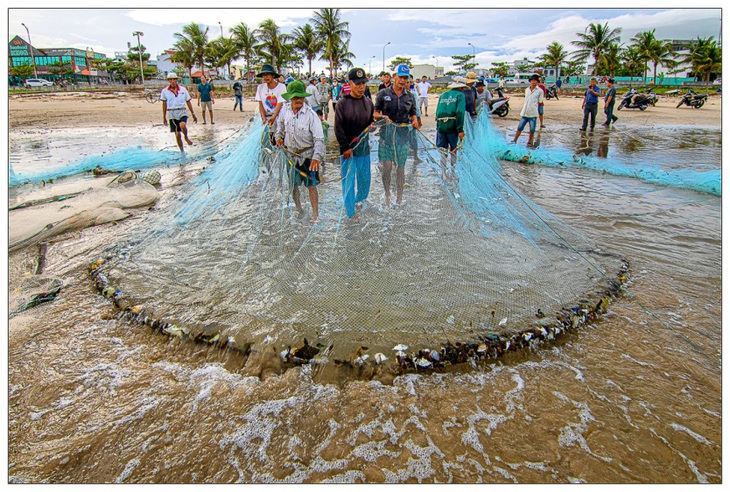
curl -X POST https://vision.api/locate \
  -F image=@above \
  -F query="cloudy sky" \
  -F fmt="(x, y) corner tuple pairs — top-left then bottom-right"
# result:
(7, 5), (722, 74)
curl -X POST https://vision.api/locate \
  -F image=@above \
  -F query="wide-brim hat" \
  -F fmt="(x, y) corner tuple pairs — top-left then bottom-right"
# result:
(465, 71), (478, 83)
(166, 72), (179, 79)
(257, 64), (279, 77)
(447, 82), (468, 89)
(282, 80), (311, 100)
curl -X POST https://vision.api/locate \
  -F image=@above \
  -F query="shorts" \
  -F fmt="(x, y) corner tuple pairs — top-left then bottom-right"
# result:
(378, 124), (411, 167)
(517, 116), (537, 133)
(201, 101), (213, 111)
(287, 156), (320, 187)
(436, 132), (459, 151)
(538, 104), (544, 115)
(169, 115), (188, 133)
(418, 96), (428, 107)
(320, 102), (330, 114)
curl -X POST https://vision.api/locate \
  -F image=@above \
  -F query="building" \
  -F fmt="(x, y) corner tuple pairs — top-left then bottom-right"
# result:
(411, 64), (443, 80)
(9, 35), (109, 85)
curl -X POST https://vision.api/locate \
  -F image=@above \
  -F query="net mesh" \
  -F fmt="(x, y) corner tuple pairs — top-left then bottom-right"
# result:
(89, 110), (625, 362)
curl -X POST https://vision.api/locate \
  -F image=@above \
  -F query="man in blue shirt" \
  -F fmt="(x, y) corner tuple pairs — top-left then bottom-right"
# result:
(581, 77), (600, 132)
(197, 75), (215, 124)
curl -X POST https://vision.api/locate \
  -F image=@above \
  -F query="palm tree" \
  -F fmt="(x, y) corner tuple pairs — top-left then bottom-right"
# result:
(543, 41), (568, 82)
(292, 23), (323, 77)
(328, 40), (355, 74)
(231, 22), (258, 81)
(170, 39), (196, 81)
(601, 42), (623, 77)
(572, 22), (622, 76)
(621, 45), (646, 84)
(256, 18), (291, 72)
(631, 30), (674, 85)
(173, 23), (209, 77)
(685, 36), (722, 88)
(311, 9), (350, 78)
(207, 36), (238, 79)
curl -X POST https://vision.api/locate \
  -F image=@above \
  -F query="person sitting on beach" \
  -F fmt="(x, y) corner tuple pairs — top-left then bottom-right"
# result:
(373, 63), (420, 206)
(275, 80), (325, 223)
(435, 81), (466, 167)
(335, 67), (374, 221)
(159, 72), (197, 152)
(511, 74), (543, 148)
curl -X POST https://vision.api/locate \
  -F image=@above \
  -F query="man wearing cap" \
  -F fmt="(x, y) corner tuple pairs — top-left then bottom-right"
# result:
(475, 80), (492, 114)
(254, 63), (287, 131)
(463, 71), (479, 119)
(197, 75), (215, 124)
(335, 67), (374, 220)
(512, 74), (543, 147)
(159, 72), (198, 152)
(415, 75), (432, 117)
(377, 72), (392, 92)
(275, 80), (325, 223)
(435, 82), (466, 166)
(305, 77), (320, 113)
(373, 63), (420, 206)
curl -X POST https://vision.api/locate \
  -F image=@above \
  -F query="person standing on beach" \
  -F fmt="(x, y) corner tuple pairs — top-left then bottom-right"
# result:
(331, 78), (342, 111)
(316, 75), (332, 121)
(197, 75), (215, 124)
(415, 75), (432, 117)
(378, 72), (392, 92)
(435, 81), (466, 167)
(159, 73), (197, 152)
(463, 71), (479, 119)
(581, 77), (601, 132)
(603, 78), (618, 127)
(475, 80), (492, 114)
(373, 63), (419, 206)
(335, 67), (374, 220)
(254, 64), (286, 145)
(232, 78), (243, 112)
(275, 80), (325, 223)
(537, 75), (547, 129)
(511, 74), (543, 147)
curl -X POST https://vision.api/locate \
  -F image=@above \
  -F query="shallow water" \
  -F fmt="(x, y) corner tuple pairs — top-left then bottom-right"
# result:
(8, 121), (721, 483)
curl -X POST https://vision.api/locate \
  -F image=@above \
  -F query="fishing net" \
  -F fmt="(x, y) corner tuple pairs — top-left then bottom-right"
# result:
(86, 111), (628, 368)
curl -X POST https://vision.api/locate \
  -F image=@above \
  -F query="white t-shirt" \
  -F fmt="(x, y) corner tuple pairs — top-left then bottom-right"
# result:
(160, 85), (192, 120)
(305, 83), (319, 108)
(416, 81), (431, 97)
(520, 86), (544, 118)
(255, 82), (287, 116)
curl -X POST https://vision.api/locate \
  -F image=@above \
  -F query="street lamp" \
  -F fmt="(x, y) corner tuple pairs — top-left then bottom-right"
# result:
(382, 41), (391, 73)
(432, 55), (438, 77)
(369, 55), (376, 76)
(132, 31), (144, 86)
(21, 22), (38, 78)
(467, 42), (476, 66)
(218, 22), (227, 79)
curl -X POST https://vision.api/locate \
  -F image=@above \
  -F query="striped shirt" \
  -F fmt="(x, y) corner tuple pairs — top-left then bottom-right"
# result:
(274, 102), (325, 162)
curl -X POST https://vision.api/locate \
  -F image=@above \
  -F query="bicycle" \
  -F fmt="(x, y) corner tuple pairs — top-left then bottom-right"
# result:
(144, 90), (159, 104)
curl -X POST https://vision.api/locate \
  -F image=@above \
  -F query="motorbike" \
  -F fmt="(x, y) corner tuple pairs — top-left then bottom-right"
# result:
(488, 87), (510, 117)
(676, 89), (708, 108)
(544, 85), (559, 100)
(617, 88), (657, 111)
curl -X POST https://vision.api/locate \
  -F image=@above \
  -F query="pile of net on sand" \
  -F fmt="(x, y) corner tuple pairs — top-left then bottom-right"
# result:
(84, 112), (628, 375)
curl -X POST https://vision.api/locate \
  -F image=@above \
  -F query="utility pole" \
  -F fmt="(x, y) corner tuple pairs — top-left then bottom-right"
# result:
(132, 31), (144, 86)
(21, 22), (38, 78)
(382, 41), (391, 73)
(468, 42), (475, 67)
(369, 55), (375, 76)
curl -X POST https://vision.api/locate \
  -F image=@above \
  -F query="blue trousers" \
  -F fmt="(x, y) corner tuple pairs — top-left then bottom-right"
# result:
(341, 154), (371, 217)
(233, 95), (243, 111)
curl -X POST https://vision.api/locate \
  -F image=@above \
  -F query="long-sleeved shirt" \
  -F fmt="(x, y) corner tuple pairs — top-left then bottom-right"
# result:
(435, 89), (465, 135)
(334, 94), (374, 156)
(520, 85), (544, 118)
(275, 102), (325, 162)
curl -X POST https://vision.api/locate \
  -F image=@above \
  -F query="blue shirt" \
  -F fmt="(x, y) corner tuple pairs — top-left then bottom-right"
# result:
(584, 84), (600, 104)
(198, 82), (213, 102)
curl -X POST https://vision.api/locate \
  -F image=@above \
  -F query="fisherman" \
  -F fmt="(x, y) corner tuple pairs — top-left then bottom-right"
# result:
(316, 75), (332, 121)
(435, 81), (466, 167)
(159, 73), (198, 152)
(373, 63), (420, 206)
(463, 71), (479, 119)
(335, 67), (375, 220)
(475, 80), (492, 114)
(275, 80), (325, 223)
(254, 63), (287, 145)
(377, 71), (392, 92)
(512, 74), (543, 147)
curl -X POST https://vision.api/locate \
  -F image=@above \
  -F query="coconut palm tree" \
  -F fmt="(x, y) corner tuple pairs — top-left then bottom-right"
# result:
(311, 8), (350, 78)
(292, 23), (323, 77)
(600, 42), (623, 77)
(631, 29), (674, 85)
(571, 22), (622, 76)
(543, 41), (568, 81)
(328, 40), (355, 75)
(230, 22), (258, 81)
(173, 23), (210, 78)
(685, 36), (722, 88)
(170, 39), (196, 81)
(620, 45), (646, 84)
(255, 18), (291, 72)
(206, 36), (238, 79)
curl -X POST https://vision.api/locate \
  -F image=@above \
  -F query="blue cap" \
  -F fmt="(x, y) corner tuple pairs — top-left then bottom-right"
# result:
(396, 63), (410, 77)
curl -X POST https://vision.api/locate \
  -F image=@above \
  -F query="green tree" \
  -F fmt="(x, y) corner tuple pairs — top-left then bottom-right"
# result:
(311, 9), (350, 78)
(620, 45), (645, 81)
(256, 18), (291, 72)
(388, 57), (413, 71)
(562, 60), (586, 78)
(207, 36), (238, 79)
(10, 62), (34, 78)
(170, 41), (196, 81)
(543, 41), (568, 80)
(684, 36), (722, 88)
(490, 62), (510, 78)
(231, 22), (258, 81)
(631, 29), (674, 84)
(452, 54), (477, 72)
(599, 42), (623, 77)
(292, 23), (323, 76)
(173, 23), (210, 76)
(571, 22), (622, 75)
(328, 40), (355, 74)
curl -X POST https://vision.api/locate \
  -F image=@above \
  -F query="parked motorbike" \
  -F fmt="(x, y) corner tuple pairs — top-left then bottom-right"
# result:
(489, 87), (510, 117)
(676, 89), (708, 108)
(544, 85), (559, 100)
(617, 88), (657, 111)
